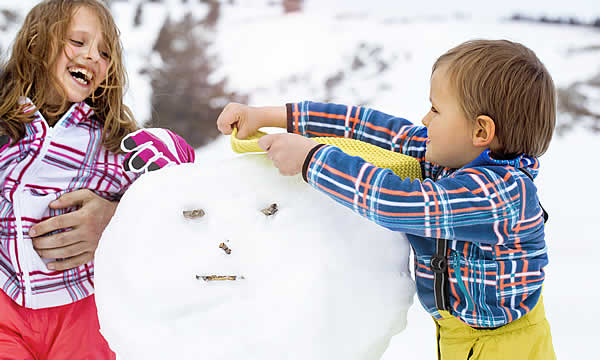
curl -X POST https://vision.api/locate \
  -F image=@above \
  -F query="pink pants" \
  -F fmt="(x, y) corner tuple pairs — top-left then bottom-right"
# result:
(0, 291), (115, 360)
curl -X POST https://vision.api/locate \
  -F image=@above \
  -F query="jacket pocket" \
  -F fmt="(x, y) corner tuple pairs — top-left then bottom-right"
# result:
(449, 249), (499, 319)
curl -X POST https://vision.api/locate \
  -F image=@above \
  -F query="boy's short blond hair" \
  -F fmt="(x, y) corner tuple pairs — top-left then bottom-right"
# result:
(433, 40), (555, 158)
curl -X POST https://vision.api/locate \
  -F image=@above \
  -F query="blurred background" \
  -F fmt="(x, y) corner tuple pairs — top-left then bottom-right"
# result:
(0, 0), (598, 148)
(1, 1), (599, 358)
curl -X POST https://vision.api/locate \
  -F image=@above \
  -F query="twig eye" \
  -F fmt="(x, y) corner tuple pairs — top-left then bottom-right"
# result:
(261, 203), (278, 216)
(183, 209), (205, 219)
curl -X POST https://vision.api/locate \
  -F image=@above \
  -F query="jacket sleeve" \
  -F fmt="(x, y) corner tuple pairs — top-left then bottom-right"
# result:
(286, 101), (446, 178)
(304, 146), (542, 245)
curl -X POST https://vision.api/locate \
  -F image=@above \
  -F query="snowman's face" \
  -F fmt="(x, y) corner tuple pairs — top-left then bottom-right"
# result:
(95, 154), (414, 360)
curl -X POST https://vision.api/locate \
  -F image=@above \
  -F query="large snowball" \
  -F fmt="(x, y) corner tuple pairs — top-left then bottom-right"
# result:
(95, 154), (415, 360)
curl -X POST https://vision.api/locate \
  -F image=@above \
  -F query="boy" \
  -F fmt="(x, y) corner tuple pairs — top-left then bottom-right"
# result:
(217, 39), (555, 359)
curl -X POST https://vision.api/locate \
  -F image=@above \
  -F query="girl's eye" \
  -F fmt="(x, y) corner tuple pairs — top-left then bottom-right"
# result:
(100, 51), (110, 59)
(70, 39), (84, 46)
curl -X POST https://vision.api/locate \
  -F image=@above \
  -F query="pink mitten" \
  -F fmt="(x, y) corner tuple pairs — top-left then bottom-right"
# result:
(121, 128), (195, 173)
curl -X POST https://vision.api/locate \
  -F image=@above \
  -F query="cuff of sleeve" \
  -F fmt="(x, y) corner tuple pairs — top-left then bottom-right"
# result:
(302, 143), (327, 183)
(286, 103), (294, 133)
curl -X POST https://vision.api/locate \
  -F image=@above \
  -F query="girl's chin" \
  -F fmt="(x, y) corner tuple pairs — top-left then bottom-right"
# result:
(65, 91), (91, 103)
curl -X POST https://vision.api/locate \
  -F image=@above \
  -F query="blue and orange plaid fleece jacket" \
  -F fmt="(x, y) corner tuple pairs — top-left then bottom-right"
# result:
(287, 101), (548, 328)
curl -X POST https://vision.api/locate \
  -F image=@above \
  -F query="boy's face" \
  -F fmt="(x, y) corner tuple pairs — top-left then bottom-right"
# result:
(421, 65), (482, 169)
(53, 6), (110, 105)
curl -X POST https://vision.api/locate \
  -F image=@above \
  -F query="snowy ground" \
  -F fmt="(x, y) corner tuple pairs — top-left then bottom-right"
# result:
(2, 0), (600, 358)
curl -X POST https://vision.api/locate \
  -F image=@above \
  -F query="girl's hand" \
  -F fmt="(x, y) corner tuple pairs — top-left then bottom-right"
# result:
(29, 190), (117, 271)
(258, 133), (319, 176)
(121, 128), (196, 173)
(216, 102), (260, 139)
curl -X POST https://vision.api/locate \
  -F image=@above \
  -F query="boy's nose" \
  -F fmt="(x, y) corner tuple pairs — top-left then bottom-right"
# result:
(421, 114), (430, 127)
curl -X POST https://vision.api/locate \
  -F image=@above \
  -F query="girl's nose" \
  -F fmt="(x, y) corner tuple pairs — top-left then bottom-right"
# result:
(85, 39), (102, 61)
(86, 46), (101, 61)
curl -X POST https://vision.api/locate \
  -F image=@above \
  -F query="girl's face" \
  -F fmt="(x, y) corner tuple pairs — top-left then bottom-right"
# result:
(53, 6), (110, 104)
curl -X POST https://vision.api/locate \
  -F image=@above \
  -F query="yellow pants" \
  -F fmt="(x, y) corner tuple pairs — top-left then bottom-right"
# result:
(435, 298), (556, 360)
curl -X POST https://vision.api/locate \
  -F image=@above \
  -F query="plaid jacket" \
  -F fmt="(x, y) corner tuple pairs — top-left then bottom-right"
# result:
(0, 100), (138, 309)
(288, 101), (548, 328)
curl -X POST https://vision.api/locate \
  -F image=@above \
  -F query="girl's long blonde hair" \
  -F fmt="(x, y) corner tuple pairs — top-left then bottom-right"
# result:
(0, 0), (137, 153)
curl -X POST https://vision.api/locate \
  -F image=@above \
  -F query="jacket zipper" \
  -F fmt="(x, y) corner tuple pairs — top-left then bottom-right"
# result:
(13, 124), (54, 307)
(451, 250), (473, 312)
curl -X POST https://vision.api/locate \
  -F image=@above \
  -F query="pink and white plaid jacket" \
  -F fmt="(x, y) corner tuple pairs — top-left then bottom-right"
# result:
(0, 100), (139, 309)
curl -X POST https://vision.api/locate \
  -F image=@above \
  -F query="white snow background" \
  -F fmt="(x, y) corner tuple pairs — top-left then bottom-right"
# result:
(1, 0), (599, 358)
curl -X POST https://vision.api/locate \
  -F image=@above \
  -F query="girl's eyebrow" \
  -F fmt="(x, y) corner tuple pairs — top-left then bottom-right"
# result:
(68, 30), (108, 47)
(68, 30), (89, 37)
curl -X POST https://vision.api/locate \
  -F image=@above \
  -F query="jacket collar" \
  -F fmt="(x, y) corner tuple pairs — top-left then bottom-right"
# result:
(463, 149), (540, 178)
(19, 97), (96, 128)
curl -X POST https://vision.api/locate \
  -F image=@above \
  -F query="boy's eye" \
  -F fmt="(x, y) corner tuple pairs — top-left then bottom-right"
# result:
(430, 106), (438, 114)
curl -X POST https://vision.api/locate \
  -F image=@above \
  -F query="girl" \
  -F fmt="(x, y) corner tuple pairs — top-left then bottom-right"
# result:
(0, 1), (194, 358)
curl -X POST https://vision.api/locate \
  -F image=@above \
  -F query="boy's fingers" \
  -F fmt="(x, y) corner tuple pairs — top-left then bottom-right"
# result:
(216, 114), (234, 135)
(257, 134), (276, 151)
(32, 228), (77, 250)
(29, 212), (79, 238)
(46, 252), (93, 271)
(236, 125), (250, 140)
(35, 241), (88, 259)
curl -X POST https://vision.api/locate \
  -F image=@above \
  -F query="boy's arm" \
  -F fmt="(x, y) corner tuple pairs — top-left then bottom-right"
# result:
(304, 146), (538, 245)
(287, 101), (428, 161)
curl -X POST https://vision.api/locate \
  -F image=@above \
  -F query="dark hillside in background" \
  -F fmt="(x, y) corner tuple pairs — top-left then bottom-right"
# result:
(139, 0), (304, 147)
(509, 13), (600, 134)
(0, 1), (598, 144)
(143, 0), (247, 148)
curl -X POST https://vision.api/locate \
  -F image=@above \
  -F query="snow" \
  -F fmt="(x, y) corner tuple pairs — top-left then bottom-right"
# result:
(2, 0), (600, 358)
(95, 154), (415, 360)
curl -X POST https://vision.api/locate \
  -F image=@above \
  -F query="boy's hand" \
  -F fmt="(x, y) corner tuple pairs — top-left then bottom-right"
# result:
(258, 133), (319, 176)
(30, 190), (117, 271)
(121, 128), (196, 173)
(217, 103), (260, 139)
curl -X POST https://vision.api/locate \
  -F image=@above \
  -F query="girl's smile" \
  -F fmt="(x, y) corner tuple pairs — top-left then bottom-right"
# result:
(54, 6), (109, 104)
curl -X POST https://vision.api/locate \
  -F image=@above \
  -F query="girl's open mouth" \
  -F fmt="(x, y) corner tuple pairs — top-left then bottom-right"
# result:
(68, 66), (93, 86)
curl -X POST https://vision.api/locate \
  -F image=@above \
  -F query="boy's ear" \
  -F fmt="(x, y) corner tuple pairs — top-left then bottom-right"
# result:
(472, 115), (496, 147)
